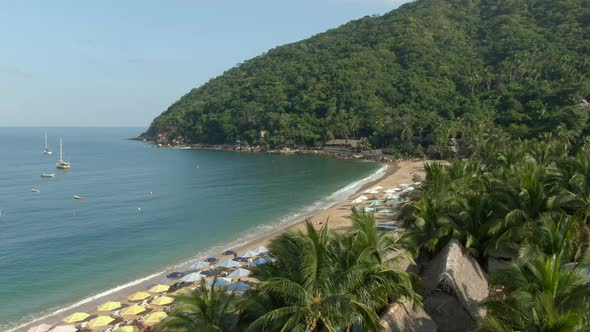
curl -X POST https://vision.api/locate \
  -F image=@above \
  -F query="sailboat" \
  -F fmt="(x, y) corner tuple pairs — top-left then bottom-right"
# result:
(56, 138), (71, 169)
(43, 132), (52, 155)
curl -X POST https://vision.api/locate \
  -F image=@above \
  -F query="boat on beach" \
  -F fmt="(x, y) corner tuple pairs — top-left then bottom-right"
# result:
(43, 132), (52, 155)
(56, 139), (71, 169)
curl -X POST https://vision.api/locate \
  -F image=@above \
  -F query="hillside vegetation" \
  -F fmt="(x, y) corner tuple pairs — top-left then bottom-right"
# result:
(144, 0), (590, 154)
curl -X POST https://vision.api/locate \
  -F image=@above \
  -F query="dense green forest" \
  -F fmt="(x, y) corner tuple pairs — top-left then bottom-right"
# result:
(143, 0), (590, 154)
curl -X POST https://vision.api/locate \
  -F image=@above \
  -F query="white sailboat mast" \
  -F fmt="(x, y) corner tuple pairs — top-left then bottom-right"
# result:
(44, 132), (48, 149)
(60, 139), (63, 162)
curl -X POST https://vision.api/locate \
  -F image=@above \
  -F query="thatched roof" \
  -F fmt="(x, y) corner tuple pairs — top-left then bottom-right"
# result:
(380, 298), (437, 332)
(421, 239), (488, 320)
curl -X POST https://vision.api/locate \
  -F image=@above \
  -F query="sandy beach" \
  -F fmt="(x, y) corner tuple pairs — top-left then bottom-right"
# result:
(13, 159), (426, 332)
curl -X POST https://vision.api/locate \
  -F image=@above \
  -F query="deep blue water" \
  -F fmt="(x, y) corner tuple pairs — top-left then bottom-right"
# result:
(0, 127), (381, 330)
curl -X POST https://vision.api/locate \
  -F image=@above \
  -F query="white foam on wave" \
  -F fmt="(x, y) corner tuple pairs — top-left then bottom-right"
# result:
(7, 163), (388, 332)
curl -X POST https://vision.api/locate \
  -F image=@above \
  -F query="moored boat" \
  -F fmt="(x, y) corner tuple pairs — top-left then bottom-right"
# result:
(56, 139), (71, 169)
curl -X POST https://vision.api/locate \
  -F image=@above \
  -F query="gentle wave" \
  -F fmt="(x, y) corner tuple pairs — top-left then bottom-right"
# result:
(6, 163), (387, 332)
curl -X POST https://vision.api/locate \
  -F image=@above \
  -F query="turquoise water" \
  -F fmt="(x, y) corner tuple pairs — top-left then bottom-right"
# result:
(0, 127), (381, 330)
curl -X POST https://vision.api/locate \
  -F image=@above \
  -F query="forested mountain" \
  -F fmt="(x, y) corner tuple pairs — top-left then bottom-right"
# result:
(143, 0), (590, 152)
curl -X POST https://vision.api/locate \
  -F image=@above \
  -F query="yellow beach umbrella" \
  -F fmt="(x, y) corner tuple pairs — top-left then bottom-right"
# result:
(128, 291), (150, 301)
(143, 311), (168, 326)
(87, 315), (114, 329)
(170, 287), (192, 297)
(113, 326), (139, 332)
(120, 305), (147, 317)
(62, 312), (90, 323)
(151, 296), (174, 306)
(97, 301), (122, 311)
(148, 284), (170, 293)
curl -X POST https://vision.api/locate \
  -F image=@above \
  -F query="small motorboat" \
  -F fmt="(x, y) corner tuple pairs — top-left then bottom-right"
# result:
(32, 188), (40, 193)
(73, 195), (82, 200)
(41, 173), (55, 178)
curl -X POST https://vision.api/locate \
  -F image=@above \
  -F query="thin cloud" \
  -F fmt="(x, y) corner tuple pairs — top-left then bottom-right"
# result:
(0, 65), (32, 79)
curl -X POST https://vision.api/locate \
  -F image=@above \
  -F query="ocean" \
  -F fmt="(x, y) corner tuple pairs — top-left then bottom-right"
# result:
(0, 127), (383, 331)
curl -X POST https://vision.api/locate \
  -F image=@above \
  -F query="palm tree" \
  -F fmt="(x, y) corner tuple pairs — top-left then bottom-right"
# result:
(155, 279), (238, 332)
(240, 221), (418, 331)
(478, 254), (590, 331)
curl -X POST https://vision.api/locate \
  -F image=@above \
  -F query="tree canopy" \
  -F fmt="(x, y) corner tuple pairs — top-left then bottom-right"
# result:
(143, 0), (590, 152)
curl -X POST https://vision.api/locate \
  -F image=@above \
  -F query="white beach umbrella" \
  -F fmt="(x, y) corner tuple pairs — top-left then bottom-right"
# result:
(189, 261), (210, 270)
(50, 326), (78, 332)
(253, 246), (269, 254)
(364, 189), (379, 194)
(400, 183), (410, 188)
(372, 186), (383, 190)
(228, 268), (251, 278)
(227, 282), (251, 292)
(241, 250), (258, 258)
(27, 324), (52, 332)
(351, 197), (364, 204)
(218, 259), (240, 269)
(182, 273), (206, 283)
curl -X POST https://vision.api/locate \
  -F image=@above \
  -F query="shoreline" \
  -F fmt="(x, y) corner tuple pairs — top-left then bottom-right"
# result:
(9, 159), (425, 332)
(133, 139), (400, 164)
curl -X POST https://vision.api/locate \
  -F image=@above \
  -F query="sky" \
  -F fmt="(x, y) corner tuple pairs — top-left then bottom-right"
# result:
(0, 0), (411, 127)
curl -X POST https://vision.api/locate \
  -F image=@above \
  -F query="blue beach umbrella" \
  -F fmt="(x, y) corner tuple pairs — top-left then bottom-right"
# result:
(228, 268), (251, 278)
(182, 273), (206, 283)
(227, 282), (250, 292)
(222, 250), (236, 256)
(377, 208), (394, 213)
(252, 246), (269, 254)
(252, 257), (269, 266)
(205, 257), (219, 263)
(219, 259), (241, 269)
(207, 277), (232, 288)
(189, 261), (210, 270)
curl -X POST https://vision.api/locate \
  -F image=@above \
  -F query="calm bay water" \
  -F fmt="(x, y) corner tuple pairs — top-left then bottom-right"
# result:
(0, 127), (381, 330)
